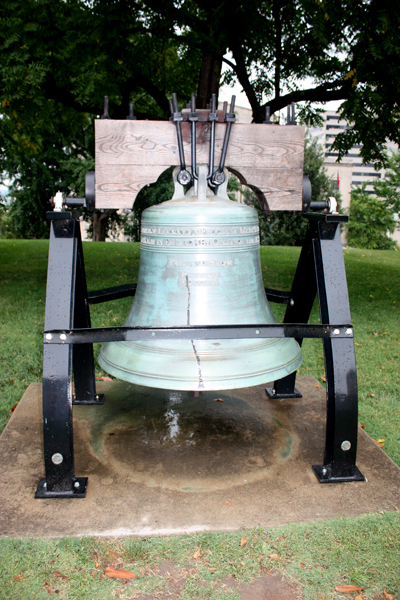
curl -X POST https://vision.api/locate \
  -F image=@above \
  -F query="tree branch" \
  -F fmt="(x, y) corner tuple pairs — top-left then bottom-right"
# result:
(229, 42), (261, 116)
(260, 80), (352, 122)
(222, 56), (237, 71)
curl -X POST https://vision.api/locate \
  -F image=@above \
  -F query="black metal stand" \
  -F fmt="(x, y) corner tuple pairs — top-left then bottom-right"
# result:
(36, 217), (101, 499)
(37, 212), (364, 498)
(266, 214), (365, 483)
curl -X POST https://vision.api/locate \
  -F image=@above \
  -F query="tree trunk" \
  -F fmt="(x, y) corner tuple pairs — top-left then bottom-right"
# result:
(197, 41), (226, 109)
(92, 209), (117, 241)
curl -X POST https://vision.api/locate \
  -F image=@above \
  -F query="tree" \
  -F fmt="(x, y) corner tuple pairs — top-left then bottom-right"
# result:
(347, 187), (398, 250)
(1, 0), (400, 237)
(0, 100), (94, 238)
(347, 151), (400, 250)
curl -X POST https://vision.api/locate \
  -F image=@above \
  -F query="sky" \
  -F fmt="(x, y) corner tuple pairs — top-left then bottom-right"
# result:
(219, 57), (343, 115)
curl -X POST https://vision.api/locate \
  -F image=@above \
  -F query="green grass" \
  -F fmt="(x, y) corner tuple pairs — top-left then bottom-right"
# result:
(0, 513), (399, 599)
(1, 239), (399, 599)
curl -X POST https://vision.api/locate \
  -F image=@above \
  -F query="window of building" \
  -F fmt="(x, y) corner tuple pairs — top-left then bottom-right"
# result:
(353, 172), (381, 177)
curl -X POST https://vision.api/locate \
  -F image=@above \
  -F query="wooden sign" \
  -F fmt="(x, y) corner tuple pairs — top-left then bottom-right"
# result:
(95, 120), (305, 210)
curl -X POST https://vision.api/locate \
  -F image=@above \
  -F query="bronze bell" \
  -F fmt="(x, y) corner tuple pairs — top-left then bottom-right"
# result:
(98, 165), (302, 390)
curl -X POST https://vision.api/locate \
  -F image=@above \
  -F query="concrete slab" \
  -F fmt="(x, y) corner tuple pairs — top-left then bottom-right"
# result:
(0, 376), (399, 538)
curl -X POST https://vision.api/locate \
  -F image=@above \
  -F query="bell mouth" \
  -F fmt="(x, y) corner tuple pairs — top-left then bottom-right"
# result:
(98, 337), (302, 391)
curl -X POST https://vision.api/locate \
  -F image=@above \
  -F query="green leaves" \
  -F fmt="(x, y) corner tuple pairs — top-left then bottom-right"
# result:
(347, 185), (398, 251)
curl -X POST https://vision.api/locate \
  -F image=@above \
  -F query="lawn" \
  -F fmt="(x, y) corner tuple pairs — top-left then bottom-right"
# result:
(0, 239), (399, 599)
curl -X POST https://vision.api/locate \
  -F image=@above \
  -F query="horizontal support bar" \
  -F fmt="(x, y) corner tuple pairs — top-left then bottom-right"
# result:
(43, 324), (354, 345)
(88, 284), (137, 304)
(264, 288), (291, 304)
(304, 213), (348, 223)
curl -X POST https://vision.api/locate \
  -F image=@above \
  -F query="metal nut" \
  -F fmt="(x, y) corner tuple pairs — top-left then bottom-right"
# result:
(341, 440), (351, 451)
(345, 328), (353, 336)
(60, 333), (67, 341)
(45, 333), (53, 341)
(333, 328), (340, 336)
(322, 467), (328, 475)
(255, 329), (260, 335)
(51, 453), (63, 465)
(290, 299), (295, 306)
(74, 481), (80, 489)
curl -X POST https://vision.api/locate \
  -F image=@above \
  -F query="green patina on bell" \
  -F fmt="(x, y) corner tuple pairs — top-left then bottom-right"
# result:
(98, 165), (302, 390)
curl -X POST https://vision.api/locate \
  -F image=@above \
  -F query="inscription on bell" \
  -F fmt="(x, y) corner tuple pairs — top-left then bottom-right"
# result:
(167, 258), (234, 268)
(141, 236), (259, 248)
(178, 272), (220, 287)
(141, 225), (259, 236)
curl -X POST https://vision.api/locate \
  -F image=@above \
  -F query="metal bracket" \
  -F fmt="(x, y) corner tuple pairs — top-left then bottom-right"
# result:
(35, 477), (88, 499)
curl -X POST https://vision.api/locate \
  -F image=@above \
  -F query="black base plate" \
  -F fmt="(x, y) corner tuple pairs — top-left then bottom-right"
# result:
(312, 465), (365, 484)
(73, 394), (104, 405)
(35, 477), (88, 499)
(265, 387), (302, 399)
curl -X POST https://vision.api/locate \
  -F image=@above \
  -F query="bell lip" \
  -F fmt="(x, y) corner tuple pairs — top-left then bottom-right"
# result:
(98, 341), (303, 392)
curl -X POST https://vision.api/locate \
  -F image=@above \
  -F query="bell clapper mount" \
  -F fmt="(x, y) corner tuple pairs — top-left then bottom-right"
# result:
(171, 92), (236, 191)
(211, 95), (236, 187)
(171, 93), (192, 186)
(188, 93), (198, 180)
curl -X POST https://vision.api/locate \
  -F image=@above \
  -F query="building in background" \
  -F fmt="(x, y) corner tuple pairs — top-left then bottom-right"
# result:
(309, 111), (399, 244)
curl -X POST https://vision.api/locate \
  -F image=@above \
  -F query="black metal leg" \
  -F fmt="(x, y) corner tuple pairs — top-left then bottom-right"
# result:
(36, 218), (88, 498)
(312, 221), (364, 483)
(72, 228), (103, 405)
(267, 221), (317, 399)
(266, 371), (302, 399)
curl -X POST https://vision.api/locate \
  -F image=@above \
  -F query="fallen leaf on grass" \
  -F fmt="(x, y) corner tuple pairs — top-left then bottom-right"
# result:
(104, 567), (136, 579)
(314, 385), (320, 389)
(377, 439), (386, 444)
(53, 571), (68, 580)
(10, 404), (18, 414)
(383, 590), (393, 600)
(369, 394), (375, 397)
(14, 574), (24, 580)
(214, 398), (224, 402)
(320, 376), (327, 382)
(101, 376), (113, 382)
(44, 582), (54, 596)
(268, 554), (284, 561)
(208, 567), (218, 571)
(359, 423), (365, 429)
(193, 549), (201, 559)
(372, 439), (385, 447)
(240, 537), (247, 547)
(355, 595), (364, 600)
(335, 585), (364, 593)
